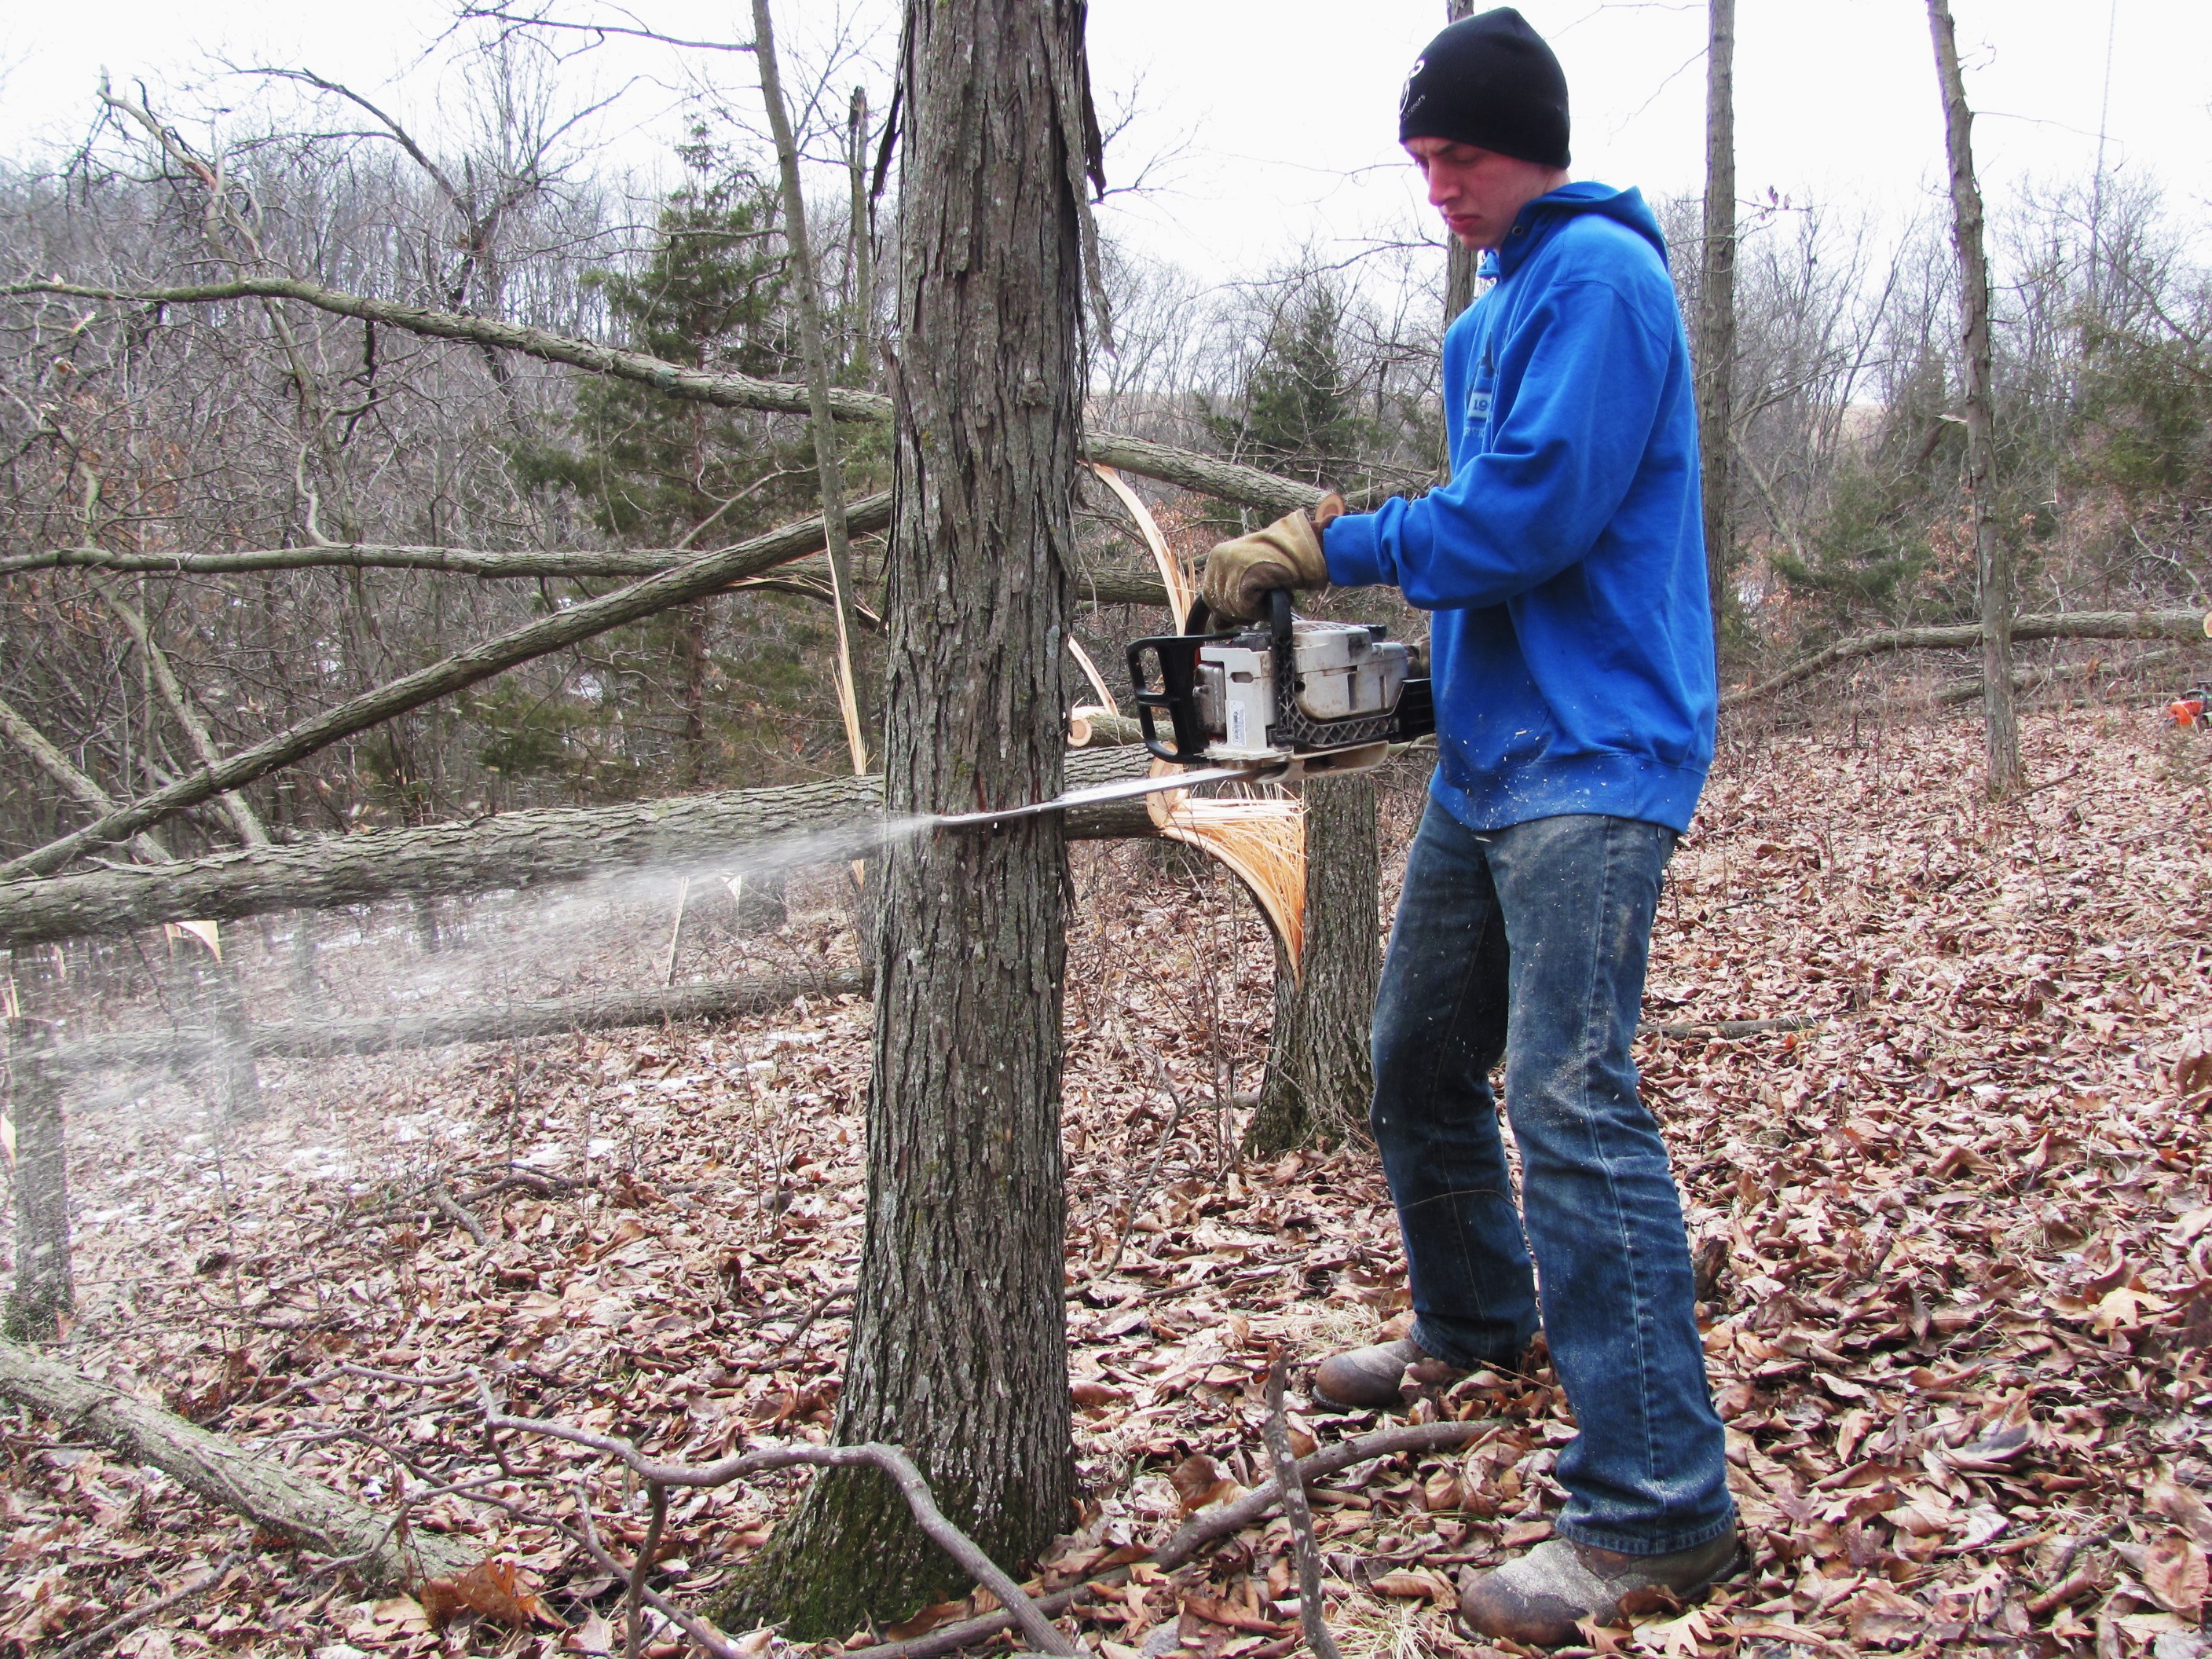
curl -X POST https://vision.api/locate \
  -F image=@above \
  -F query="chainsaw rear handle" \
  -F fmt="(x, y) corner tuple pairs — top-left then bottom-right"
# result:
(1125, 589), (1295, 765)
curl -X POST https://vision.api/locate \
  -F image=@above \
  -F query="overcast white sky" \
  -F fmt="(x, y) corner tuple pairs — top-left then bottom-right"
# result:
(4, 2), (2207, 286)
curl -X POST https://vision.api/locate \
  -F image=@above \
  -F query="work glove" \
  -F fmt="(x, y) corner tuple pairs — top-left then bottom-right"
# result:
(1197, 493), (1345, 623)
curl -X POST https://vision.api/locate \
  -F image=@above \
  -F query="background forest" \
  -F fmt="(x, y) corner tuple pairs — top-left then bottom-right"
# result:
(5, 5), (2212, 1658)
(2, 27), (2206, 854)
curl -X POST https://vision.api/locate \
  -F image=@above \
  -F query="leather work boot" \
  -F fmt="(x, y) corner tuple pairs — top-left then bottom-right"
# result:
(1457, 1533), (1740, 1647)
(1311, 1337), (1467, 1411)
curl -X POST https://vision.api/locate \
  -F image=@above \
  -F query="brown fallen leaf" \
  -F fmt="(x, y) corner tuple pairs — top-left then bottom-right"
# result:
(2144, 1535), (2210, 1621)
(1181, 1595), (1288, 1634)
(1368, 1569), (1455, 1603)
(1071, 1380), (1129, 1409)
(1422, 1467), (1462, 1511)
(2152, 1470), (2212, 1548)
(1500, 1520), (1553, 1549)
(1169, 1452), (1238, 1514)
(884, 1599), (969, 1641)
(419, 1558), (558, 1629)
(1847, 1582), (1925, 1647)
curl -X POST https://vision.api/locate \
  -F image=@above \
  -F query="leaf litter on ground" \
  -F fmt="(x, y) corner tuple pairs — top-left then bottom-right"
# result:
(8, 705), (2212, 1658)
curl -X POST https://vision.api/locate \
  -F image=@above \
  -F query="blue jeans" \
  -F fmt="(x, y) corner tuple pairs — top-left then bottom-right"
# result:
(1370, 804), (1734, 1556)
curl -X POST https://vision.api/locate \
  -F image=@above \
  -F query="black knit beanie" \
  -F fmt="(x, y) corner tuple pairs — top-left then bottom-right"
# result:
(1398, 7), (1571, 170)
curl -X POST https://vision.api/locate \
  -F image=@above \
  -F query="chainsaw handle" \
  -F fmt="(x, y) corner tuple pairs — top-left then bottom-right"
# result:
(1180, 587), (1293, 645)
(1126, 632), (1210, 764)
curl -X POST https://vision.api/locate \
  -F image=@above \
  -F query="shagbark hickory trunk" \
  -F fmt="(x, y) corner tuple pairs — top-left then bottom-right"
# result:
(724, 0), (1090, 1635)
(1246, 773), (1381, 1154)
(1926, 0), (2021, 792)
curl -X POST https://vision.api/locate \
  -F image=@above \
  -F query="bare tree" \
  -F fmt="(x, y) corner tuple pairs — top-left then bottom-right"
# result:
(1698, 0), (1737, 661)
(722, 0), (1097, 1632)
(1926, 0), (2020, 791)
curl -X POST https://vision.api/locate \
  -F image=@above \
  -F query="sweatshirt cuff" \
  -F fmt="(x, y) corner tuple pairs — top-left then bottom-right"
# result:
(1322, 511), (1388, 588)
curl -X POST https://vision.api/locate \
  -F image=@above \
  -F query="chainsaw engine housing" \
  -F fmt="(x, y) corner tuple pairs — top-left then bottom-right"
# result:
(1127, 594), (1434, 778)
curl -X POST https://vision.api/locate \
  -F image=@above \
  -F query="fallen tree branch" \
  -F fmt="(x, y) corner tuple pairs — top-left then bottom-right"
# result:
(6, 277), (1326, 518)
(0, 542), (1174, 611)
(48, 969), (872, 1072)
(1721, 610), (2207, 709)
(0, 1335), (476, 1590)
(52, 1552), (240, 1659)
(1932, 644), (2182, 707)
(476, 1378), (1079, 1655)
(1264, 1355), (1344, 1659)
(835, 1419), (1482, 1659)
(0, 497), (895, 879)
(0, 745), (1158, 947)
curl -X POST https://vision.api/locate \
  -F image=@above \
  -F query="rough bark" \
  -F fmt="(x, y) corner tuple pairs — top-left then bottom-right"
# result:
(5, 278), (1325, 517)
(0, 499), (895, 879)
(3, 1025), (72, 1341)
(1926, 0), (2020, 792)
(725, 0), (1087, 1634)
(1245, 774), (1379, 1155)
(49, 969), (868, 1073)
(0, 745), (1158, 949)
(1699, 0), (1738, 665)
(1720, 610), (2205, 708)
(0, 1334), (476, 1588)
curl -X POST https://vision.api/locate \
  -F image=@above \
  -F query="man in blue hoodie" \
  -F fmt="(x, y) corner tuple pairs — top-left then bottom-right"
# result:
(1199, 9), (1734, 1646)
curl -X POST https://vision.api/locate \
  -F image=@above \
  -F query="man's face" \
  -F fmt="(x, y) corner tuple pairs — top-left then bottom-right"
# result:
(1404, 137), (1563, 252)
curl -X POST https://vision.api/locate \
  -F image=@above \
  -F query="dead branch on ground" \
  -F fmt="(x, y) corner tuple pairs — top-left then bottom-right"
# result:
(1722, 611), (2207, 709)
(0, 1335), (478, 1590)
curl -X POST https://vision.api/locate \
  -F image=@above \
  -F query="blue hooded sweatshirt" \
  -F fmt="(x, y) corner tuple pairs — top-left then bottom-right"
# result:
(1324, 182), (1716, 833)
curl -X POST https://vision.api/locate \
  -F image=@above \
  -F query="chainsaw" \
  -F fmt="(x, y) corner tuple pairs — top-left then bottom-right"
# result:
(1127, 590), (1434, 778)
(936, 591), (1432, 830)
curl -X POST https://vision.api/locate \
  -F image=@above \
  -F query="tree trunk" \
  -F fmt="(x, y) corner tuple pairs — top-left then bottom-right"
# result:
(49, 968), (869, 1073)
(1698, 0), (1738, 666)
(724, 0), (1089, 1635)
(1926, 0), (2021, 793)
(1245, 774), (1379, 1155)
(1442, 1), (1480, 325)
(847, 86), (877, 386)
(3, 1024), (72, 1342)
(754, 0), (872, 777)
(0, 1334), (475, 1588)
(0, 744), (1161, 949)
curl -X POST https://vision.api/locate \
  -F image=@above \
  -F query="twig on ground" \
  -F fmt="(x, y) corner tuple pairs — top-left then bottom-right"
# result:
(1090, 1028), (1195, 1282)
(430, 1185), (489, 1247)
(53, 1555), (239, 1659)
(1264, 1353), (1343, 1659)
(627, 1481), (669, 1659)
(476, 1374), (1079, 1656)
(835, 1419), (1484, 1659)
(763, 1285), (851, 1364)
(573, 1485), (745, 1659)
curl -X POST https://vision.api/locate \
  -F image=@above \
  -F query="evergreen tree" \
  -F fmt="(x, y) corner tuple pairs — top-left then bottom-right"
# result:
(507, 134), (883, 792)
